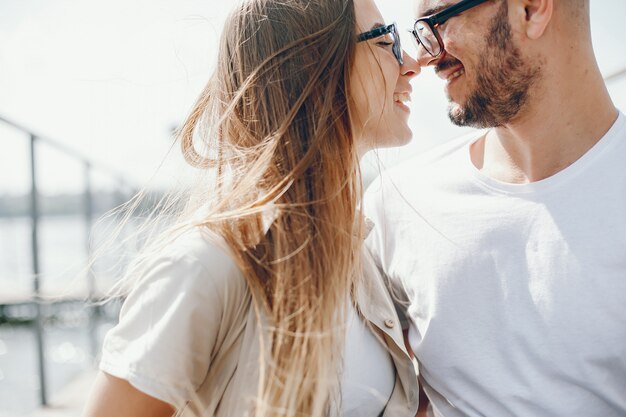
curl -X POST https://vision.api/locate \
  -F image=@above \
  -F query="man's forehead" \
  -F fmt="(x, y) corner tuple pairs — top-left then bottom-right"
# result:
(414, 0), (456, 18)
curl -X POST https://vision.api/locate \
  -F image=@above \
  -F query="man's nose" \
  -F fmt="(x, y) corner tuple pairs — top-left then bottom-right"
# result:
(414, 42), (440, 67)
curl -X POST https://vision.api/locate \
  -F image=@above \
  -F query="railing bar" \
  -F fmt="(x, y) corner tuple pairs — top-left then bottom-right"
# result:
(2, 115), (86, 163)
(84, 163), (100, 359)
(0, 115), (134, 188)
(30, 133), (48, 406)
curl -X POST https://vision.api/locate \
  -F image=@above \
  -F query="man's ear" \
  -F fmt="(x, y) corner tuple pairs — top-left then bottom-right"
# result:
(515, 0), (553, 39)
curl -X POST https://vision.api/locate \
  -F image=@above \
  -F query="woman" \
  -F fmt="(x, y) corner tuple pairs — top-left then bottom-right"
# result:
(83, 0), (420, 416)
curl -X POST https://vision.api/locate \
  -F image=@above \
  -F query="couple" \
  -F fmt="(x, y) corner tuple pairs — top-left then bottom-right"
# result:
(84, 0), (626, 416)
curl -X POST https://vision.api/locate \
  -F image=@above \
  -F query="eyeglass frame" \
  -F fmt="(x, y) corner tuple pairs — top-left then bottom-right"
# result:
(411, 0), (490, 58)
(356, 23), (404, 65)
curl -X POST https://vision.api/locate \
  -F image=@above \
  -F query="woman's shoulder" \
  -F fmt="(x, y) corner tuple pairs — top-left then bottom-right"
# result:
(132, 227), (249, 304)
(163, 227), (237, 272)
(101, 227), (251, 408)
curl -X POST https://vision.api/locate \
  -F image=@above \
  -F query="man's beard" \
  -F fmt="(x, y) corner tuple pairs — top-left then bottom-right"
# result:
(446, 2), (540, 128)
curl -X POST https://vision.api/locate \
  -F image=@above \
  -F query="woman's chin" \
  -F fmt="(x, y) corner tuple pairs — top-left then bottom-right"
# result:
(356, 126), (414, 155)
(385, 126), (413, 149)
(376, 136), (413, 151)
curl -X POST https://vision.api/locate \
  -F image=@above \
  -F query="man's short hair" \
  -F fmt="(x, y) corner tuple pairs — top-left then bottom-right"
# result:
(566, 0), (589, 25)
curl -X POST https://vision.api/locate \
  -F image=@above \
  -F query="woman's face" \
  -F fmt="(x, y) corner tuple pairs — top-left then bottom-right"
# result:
(350, 0), (420, 157)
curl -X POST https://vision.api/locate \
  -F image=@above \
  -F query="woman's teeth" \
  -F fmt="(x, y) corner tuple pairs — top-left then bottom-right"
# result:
(394, 92), (411, 103)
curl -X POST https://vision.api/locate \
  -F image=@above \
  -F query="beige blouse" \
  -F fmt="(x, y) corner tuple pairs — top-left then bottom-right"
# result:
(100, 228), (419, 416)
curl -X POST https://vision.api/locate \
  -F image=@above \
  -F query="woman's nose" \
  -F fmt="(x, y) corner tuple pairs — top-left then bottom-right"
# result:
(401, 51), (421, 77)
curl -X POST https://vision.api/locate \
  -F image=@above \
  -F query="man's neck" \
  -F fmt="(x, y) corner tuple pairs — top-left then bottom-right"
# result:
(471, 61), (617, 184)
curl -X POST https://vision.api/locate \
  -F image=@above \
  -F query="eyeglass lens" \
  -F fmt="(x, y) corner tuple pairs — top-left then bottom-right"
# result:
(390, 26), (403, 64)
(414, 21), (441, 57)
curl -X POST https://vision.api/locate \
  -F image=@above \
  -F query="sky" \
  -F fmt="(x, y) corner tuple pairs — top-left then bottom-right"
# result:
(1, 0), (625, 195)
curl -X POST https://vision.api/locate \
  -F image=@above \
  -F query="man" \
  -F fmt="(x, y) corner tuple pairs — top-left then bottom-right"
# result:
(364, 0), (626, 416)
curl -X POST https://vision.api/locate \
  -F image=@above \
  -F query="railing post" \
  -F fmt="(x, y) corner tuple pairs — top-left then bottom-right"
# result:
(83, 162), (99, 358)
(29, 134), (47, 406)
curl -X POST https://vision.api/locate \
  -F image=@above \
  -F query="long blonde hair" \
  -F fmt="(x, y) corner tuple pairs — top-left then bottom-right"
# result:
(118, 0), (361, 415)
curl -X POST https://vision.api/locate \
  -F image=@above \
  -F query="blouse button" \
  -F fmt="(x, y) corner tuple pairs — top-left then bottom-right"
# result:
(384, 319), (395, 328)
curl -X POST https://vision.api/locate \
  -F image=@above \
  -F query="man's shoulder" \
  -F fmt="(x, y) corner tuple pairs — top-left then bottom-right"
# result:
(368, 131), (481, 191)
(363, 131), (481, 220)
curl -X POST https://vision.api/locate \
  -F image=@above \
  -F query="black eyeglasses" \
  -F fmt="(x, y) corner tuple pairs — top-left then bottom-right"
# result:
(357, 23), (404, 65)
(411, 0), (489, 58)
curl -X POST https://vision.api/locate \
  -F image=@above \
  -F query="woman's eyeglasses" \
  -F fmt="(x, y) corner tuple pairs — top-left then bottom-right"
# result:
(357, 23), (404, 66)
(411, 0), (489, 58)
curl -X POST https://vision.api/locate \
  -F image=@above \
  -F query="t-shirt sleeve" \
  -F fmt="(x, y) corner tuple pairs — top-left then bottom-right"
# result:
(99, 237), (240, 409)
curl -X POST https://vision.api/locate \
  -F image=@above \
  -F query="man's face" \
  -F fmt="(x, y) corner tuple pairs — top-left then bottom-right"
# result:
(415, 0), (541, 128)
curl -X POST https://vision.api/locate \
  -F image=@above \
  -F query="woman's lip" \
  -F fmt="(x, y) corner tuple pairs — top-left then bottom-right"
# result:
(394, 100), (411, 113)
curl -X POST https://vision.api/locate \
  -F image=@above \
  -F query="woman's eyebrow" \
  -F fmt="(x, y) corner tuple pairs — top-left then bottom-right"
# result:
(370, 22), (385, 30)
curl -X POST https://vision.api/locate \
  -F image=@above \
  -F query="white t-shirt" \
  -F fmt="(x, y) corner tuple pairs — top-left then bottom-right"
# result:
(100, 229), (395, 416)
(364, 112), (626, 417)
(341, 302), (395, 417)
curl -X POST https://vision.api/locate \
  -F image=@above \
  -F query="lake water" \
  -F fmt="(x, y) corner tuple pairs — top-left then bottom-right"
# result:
(0, 215), (135, 300)
(0, 215), (130, 416)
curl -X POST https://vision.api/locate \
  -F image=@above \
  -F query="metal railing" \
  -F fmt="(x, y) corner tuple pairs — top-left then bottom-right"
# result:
(0, 114), (135, 406)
